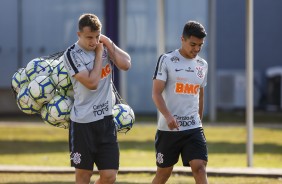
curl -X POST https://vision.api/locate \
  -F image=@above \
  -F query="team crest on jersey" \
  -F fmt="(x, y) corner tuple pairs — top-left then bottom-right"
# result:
(196, 59), (205, 66)
(196, 66), (204, 79)
(170, 56), (179, 63)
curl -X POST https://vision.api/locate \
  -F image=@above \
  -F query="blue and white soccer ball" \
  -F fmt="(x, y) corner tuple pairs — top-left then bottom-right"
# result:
(50, 57), (72, 92)
(28, 76), (56, 105)
(59, 88), (74, 101)
(16, 85), (42, 114)
(41, 94), (73, 129)
(11, 68), (29, 94)
(113, 104), (135, 133)
(25, 57), (53, 81)
(48, 58), (61, 68)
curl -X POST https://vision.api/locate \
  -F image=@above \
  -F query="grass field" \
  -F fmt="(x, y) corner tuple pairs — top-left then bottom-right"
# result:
(0, 119), (281, 183)
(1, 173), (282, 184)
(0, 122), (281, 168)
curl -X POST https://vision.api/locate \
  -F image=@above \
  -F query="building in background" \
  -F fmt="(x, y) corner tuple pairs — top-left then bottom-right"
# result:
(0, 0), (282, 117)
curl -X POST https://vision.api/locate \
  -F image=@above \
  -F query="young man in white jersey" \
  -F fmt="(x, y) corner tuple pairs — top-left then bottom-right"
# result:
(63, 13), (131, 184)
(152, 21), (208, 184)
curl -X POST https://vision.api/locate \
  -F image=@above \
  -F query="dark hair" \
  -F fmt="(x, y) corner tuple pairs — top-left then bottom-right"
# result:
(78, 13), (102, 32)
(182, 21), (207, 39)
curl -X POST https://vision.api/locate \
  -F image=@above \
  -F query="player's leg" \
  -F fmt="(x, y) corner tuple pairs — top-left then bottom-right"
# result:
(94, 169), (118, 184)
(69, 121), (96, 184)
(182, 127), (208, 184)
(94, 116), (119, 184)
(152, 166), (173, 184)
(152, 130), (181, 184)
(75, 168), (93, 184)
(189, 159), (208, 184)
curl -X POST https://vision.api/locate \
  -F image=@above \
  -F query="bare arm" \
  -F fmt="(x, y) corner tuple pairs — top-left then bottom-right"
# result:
(99, 34), (131, 71)
(152, 79), (179, 130)
(73, 43), (104, 90)
(199, 87), (204, 120)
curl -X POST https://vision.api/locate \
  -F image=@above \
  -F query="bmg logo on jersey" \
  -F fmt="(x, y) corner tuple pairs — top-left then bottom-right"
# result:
(93, 101), (109, 116)
(175, 82), (200, 95)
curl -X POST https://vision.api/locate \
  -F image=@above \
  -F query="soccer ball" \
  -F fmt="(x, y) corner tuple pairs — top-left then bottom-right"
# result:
(43, 94), (73, 128)
(48, 58), (60, 68)
(11, 68), (28, 94)
(28, 76), (56, 105)
(16, 85), (42, 114)
(50, 57), (72, 91)
(59, 88), (74, 100)
(41, 104), (69, 129)
(113, 104), (135, 133)
(25, 57), (53, 81)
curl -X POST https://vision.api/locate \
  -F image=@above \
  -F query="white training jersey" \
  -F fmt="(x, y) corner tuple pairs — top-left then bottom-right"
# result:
(63, 42), (113, 123)
(153, 49), (208, 131)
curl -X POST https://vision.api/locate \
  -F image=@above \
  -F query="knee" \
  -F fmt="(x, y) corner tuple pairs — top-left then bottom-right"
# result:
(158, 174), (171, 183)
(152, 170), (172, 184)
(76, 171), (93, 183)
(192, 164), (207, 175)
(100, 173), (117, 183)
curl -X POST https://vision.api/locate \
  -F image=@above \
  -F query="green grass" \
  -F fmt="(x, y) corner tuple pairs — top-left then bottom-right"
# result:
(0, 122), (281, 183)
(0, 122), (281, 168)
(0, 173), (282, 184)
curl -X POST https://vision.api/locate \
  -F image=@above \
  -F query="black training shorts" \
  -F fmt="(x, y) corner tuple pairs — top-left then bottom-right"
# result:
(69, 115), (119, 170)
(155, 127), (208, 168)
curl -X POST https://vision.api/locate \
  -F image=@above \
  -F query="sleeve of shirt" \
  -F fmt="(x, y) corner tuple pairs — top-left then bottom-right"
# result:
(152, 54), (168, 82)
(201, 62), (208, 87)
(63, 50), (87, 77)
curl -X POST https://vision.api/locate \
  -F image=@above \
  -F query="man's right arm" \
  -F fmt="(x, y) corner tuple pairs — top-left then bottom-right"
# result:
(73, 43), (104, 90)
(152, 79), (179, 130)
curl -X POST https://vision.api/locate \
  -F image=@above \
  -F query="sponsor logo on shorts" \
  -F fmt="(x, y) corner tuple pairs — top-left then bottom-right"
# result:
(70, 152), (81, 165)
(156, 152), (164, 164)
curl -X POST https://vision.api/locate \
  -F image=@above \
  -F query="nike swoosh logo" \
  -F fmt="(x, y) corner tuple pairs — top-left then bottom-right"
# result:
(175, 69), (183, 72)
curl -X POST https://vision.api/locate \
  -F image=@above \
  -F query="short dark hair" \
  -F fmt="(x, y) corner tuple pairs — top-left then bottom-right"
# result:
(78, 13), (102, 32)
(182, 21), (207, 39)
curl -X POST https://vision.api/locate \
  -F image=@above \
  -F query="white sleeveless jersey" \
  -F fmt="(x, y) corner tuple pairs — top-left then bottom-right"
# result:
(153, 49), (208, 131)
(63, 42), (113, 123)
